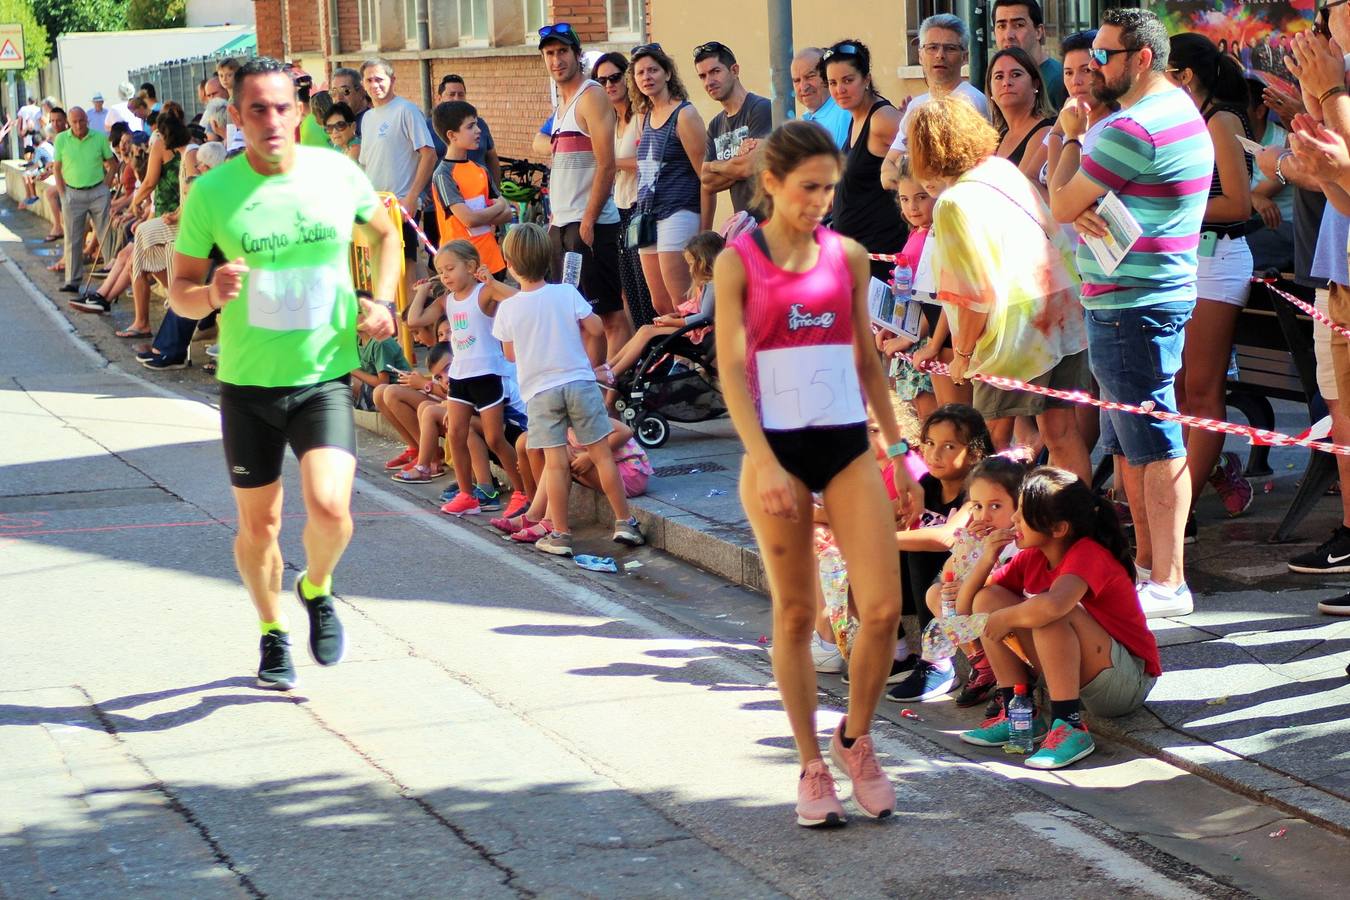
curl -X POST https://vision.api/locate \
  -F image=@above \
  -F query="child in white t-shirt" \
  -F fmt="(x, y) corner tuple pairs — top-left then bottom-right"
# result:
(491, 224), (644, 557)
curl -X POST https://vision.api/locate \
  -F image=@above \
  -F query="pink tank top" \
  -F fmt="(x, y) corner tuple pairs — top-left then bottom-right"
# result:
(731, 227), (866, 431)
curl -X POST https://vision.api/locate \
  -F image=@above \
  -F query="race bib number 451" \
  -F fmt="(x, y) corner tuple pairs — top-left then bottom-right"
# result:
(756, 344), (866, 430)
(247, 267), (339, 332)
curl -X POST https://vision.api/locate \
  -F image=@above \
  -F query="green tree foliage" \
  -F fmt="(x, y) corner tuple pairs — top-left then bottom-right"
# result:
(31, 0), (127, 45)
(0, 0), (52, 80)
(126, 0), (186, 30)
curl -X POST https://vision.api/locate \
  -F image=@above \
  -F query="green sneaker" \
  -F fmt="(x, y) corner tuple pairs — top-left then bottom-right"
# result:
(959, 710), (1049, 748)
(1024, 719), (1095, 770)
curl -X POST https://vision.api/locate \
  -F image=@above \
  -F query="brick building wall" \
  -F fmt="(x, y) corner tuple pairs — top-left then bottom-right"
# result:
(253, 0), (649, 161)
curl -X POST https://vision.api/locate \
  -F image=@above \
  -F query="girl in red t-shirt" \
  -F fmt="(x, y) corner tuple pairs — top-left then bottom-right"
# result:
(959, 467), (1160, 770)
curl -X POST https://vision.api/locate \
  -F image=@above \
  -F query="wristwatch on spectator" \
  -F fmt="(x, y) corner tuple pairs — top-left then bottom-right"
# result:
(1274, 152), (1292, 186)
(886, 439), (910, 459)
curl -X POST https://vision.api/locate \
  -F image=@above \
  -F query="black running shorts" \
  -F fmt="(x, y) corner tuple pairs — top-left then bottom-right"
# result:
(219, 377), (356, 488)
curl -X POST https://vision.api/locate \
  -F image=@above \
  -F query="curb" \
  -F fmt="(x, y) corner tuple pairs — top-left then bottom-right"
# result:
(353, 408), (769, 592)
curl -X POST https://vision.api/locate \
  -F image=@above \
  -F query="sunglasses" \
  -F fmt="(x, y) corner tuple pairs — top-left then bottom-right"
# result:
(1318, 0), (1350, 37)
(596, 72), (625, 86)
(693, 40), (729, 60)
(631, 42), (662, 57)
(538, 22), (574, 41)
(325, 121), (353, 132)
(822, 42), (863, 62)
(1088, 46), (1138, 66)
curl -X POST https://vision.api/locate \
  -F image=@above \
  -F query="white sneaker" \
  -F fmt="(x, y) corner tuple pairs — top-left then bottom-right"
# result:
(205, 343), (220, 359)
(811, 634), (843, 674)
(1138, 581), (1194, 619)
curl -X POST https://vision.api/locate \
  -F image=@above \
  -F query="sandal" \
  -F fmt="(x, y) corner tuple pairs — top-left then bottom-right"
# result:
(42, 233), (63, 242)
(114, 327), (152, 339)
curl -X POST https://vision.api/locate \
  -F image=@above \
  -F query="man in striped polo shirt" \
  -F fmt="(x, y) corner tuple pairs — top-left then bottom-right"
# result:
(1050, 7), (1213, 620)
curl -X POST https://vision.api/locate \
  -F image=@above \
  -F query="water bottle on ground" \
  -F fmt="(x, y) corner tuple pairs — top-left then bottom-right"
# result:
(1005, 684), (1036, 755)
(563, 251), (583, 287)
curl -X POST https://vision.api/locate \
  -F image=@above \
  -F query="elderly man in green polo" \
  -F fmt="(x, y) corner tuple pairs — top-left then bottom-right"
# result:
(54, 106), (117, 294)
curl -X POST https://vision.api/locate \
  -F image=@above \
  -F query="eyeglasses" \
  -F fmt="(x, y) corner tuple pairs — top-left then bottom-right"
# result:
(596, 72), (625, 86)
(324, 121), (353, 132)
(693, 40), (729, 60)
(822, 42), (862, 62)
(631, 43), (662, 57)
(538, 22), (574, 41)
(1089, 47), (1138, 66)
(920, 42), (963, 56)
(1318, 0), (1350, 37)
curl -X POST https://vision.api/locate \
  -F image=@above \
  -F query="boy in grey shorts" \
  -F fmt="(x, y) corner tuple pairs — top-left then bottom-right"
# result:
(491, 224), (644, 557)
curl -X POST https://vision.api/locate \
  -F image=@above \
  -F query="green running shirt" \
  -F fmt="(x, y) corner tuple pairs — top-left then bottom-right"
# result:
(175, 146), (380, 387)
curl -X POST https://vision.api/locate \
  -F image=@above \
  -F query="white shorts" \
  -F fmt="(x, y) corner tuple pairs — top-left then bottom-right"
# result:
(1196, 235), (1252, 307)
(639, 209), (700, 255)
(1316, 286), (1339, 402)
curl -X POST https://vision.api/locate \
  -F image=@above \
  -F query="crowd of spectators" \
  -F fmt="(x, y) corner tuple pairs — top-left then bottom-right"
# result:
(14, 2), (1349, 779)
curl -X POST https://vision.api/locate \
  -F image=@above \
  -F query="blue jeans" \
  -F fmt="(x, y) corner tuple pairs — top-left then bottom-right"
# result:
(1086, 300), (1193, 466)
(151, 309), (216, 363)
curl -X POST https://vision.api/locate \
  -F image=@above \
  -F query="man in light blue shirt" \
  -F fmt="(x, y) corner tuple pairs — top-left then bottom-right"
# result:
(792, 48), (852, 148)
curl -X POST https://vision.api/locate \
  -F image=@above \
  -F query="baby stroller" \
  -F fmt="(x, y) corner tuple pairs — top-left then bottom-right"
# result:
(611, 322), (726, 448)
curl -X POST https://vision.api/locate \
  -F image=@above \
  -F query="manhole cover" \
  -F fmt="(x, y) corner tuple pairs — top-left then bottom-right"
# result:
(651, 461), (728, 478)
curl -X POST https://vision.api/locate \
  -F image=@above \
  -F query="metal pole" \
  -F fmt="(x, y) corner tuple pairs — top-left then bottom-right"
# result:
(6, 72), (16, 161)
(970, 1), (988, 97)
(766, 0), (795, 125)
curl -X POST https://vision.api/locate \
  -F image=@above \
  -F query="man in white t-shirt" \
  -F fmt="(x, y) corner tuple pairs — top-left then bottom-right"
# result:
(358, 57), (436, 294)
(881, 13), (990, 189)
(103, 82), (144, 135)
(17, 97), (41, 150)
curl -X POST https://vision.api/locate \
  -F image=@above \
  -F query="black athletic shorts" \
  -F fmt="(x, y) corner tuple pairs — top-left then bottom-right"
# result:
(448, 373), (506, 411)
(219, 377), (356, 488)
(763, 422), (871, 493)
(549, 220), (624, 315)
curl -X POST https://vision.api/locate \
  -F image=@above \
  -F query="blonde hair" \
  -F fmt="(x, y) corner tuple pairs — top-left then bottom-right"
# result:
(435, 238), (480, 270)
(907, 95), (999, 181)
(502, 223), (553, 282)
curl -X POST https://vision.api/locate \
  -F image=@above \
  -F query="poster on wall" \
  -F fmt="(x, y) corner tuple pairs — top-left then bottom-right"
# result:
(1149, 1), (1317, 93)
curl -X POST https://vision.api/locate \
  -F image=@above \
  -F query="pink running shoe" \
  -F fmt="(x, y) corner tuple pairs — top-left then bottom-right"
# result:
(796, 758), (846, 828)
(509, 521), (551, 543)
(829, 724), (895, 819)
(1208, 450), (1253, 517)
(502, 491), (530, 520)
(440, 492), (481, 516)
(384, 447), (417, 470)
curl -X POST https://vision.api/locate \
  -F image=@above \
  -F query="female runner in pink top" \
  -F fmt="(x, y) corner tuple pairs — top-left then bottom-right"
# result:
(715, 120), (921, 829)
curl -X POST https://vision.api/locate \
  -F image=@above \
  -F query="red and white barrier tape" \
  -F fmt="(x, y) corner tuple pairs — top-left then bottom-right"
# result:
(1262, 280), (1350, 343)
(386, 196), (438, 256)
(900, 352), (1350, 457)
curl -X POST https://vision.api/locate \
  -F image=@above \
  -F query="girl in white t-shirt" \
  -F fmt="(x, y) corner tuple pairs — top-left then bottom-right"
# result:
(422, 240), (525, 515)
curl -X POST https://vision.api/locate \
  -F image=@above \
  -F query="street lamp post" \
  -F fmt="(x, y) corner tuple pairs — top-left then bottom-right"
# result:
(767, 0), (795, 125)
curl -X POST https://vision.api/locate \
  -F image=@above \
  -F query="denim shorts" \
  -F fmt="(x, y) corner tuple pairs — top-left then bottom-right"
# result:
(1086, 300), (1193, 466)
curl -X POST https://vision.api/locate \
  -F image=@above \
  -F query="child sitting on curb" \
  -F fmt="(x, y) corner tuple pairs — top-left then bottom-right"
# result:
(959, 467), (1160, 770)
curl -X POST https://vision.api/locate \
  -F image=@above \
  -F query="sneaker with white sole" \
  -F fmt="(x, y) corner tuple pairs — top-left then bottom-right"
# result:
(536, 531), (574, 557)
(1137, 581), (1194, 618)
(1318, 592), (1350, 616)
(796, 758), (846, 828)
(842, 653), (917, 686)
(1288, 526), (1350, 574)
(885, 660), (956, 702)
(811, 634), (843, 674)
(613, 517), (644, 546)
(828, 724), (894, 819)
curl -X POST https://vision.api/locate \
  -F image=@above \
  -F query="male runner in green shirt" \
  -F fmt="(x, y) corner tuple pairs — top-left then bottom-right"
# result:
(169, 57), (403, 690)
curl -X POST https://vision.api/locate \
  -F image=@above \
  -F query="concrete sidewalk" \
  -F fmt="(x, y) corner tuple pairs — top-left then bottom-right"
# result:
(4, 193), (1349, 840)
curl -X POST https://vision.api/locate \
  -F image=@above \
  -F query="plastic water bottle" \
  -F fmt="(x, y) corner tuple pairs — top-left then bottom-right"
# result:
(818, 545), (855, 657)
(890, 254), (913, 305)
(940, 569), (957, 619)
(1006, 684), (1036, 755)
(562, 251), (583, 287)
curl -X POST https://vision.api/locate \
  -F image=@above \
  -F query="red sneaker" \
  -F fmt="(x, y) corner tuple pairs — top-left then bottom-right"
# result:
(384, 447), (417, 470)
(440, 492), (482, 516)
(502, 491), (530, 520)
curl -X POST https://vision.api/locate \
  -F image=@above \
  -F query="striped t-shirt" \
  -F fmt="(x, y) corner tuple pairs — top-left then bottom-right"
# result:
(1077, 89), (1213, 310)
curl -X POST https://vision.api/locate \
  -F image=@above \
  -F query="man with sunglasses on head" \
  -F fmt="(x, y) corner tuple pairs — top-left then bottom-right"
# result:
(1048, 7), (1212, 620)
(537, 22), (631, 357)
(695, 41), (773, 229)
(881, 14), (990, 189)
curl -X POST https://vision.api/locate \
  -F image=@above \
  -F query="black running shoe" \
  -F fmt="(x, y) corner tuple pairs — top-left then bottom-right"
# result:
(296, 572), (345, 665)
(257, 631), (297, 690)
(1289, 526), (1350, 574)
(1318, 591), (1350, 616)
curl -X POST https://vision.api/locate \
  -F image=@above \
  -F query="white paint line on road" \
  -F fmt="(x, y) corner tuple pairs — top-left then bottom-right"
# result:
(1014, 811), (1202, 900)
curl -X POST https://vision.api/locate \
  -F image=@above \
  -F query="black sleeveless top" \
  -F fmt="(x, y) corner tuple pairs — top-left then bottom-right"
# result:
(832, 99), (907, 276)
(1202, 103), (1255, 229)
(1004, 117), (1054, 166)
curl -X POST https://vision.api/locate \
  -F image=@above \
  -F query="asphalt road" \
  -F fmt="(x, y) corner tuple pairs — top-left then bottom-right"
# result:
(0, 251), (1336, 899)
